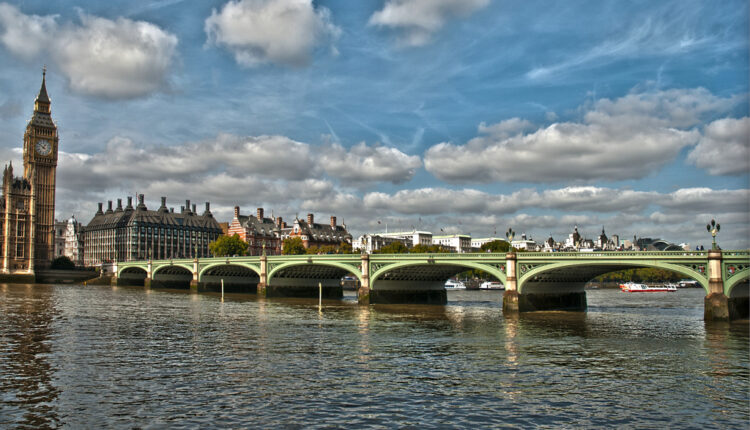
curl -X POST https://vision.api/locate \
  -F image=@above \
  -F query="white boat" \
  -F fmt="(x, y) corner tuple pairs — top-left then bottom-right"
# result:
(620, 282), (677, 292)
(444, 279), (466, 290)
(479, 281), (504, 290)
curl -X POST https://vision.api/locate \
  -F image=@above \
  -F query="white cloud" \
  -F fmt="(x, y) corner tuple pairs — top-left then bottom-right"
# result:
(0, 3), (178, 99)
(205, 0), (340, 67)
(320, 142), (422, 184)
(368, 0), (489, 46)
(424, 88), (738, 183)
(687, 117), (750, 175)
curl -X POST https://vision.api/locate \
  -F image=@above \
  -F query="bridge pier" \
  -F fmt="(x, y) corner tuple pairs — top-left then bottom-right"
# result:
(503, 252), (587, 313)
(502, 252), (520, 313)
(704, 250), (733, 321)
(358, 253), (370, 305)
(257, 255), (268, 297)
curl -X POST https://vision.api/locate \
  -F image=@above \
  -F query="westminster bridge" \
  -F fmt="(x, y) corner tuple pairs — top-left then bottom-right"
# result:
(113, 250), (750, 321)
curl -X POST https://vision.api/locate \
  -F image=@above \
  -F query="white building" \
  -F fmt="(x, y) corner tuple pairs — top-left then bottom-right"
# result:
(432, 234), (472, 253)
(512, 233), (539, 251)
(53, 220), (67, 259)
(471, 237), (508, 249)
(353, 234), (412, 254)
(64, 215), (84, 266)
(379, 231), (433, 247)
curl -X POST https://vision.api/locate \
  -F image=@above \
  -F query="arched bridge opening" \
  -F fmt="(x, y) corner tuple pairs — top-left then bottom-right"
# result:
(371, 261), (506, 305)
(118, 267), (148, 286)
(515, 261), (709, 312)
(200, 264), (260, 293)
(152, 265), (193, 289)
(268, 262), (362, 299)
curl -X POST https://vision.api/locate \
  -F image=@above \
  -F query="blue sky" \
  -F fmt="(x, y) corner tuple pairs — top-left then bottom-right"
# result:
(0, 0), (747, 248)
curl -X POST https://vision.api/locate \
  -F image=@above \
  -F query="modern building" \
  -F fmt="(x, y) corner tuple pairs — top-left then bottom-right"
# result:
(432, 234), (472, 253)
(378, 231), (433, 247)
(0, 70), (58, 275)
(83, 195), (222, 266)
(284, 213), (352, 250)
(227, 206), (283, 255)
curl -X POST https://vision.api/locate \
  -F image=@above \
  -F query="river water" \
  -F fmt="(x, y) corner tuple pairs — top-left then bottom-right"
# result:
(0, 283), (747, 428)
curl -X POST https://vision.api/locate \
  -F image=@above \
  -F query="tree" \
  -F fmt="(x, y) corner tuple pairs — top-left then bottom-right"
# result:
(377, 241), (409, 254)
(411, 244), (448, 253)
(51, 255), (75, 270)
(209, 234), (248, 257)
(282, 237), (306, 255)
(338, 241), (353, 254)
(481, 240), (511, 253)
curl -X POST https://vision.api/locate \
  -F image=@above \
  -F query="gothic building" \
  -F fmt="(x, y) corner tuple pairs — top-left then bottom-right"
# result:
(1, 70), (58, 275)
(284, 213), (352, 250)
(226, 207), (283, 255)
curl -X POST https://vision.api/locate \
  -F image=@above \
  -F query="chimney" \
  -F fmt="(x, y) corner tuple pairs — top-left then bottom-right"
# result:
(234, 206), (240, 219)
(106, 200), (113, 214)
(116, 198), (123, 211)
(330, 216), (336, 228)
(192, 203), (196, 214)
(257, 207), (264, 221)
(126, 196), (133, 210)
(185, 200), (191, 213)
(96, 202), (103, 215)
(205, 202), (211, 214)
(181, 206), (185, 213)
(161, 197), (167, 208)
(138, 194), (145, 205)
(276, 216), (282, 227)
(282, 221), (287, 229)
(307, 213), (314, 225)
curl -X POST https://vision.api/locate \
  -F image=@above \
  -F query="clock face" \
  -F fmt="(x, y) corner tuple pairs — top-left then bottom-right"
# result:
(35, 139), (51, 156)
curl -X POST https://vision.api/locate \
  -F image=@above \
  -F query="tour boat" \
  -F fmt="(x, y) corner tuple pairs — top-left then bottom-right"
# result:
(444, 279), (467, 290)
(479, 281), (504, 290)
(619, 282), (677, 292)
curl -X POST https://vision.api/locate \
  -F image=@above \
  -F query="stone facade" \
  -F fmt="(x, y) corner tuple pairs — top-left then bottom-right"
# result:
(1, 70), (58, 274)
(285, 213), (352, 250)
(64, 216), (84, 266)
(83, 195), (222, 266)
(226, 206), (283, 255)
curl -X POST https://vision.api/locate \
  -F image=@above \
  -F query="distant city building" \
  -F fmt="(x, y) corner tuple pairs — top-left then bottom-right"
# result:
(353, 234), (412, 254)
(284, 213), (352, 250)
(511, 233), (539, 251)
(379, 231), (433, 247)
(64, 215), (84, 266)
(432, 234), (472, 253)
(564, 226), (583, 249)
(471, 237), (508, 249)
(54, 219), (66, 259)
(227, 206), (283, 255)
(83, 195), (222, 266)
(635, 237), (683, 251)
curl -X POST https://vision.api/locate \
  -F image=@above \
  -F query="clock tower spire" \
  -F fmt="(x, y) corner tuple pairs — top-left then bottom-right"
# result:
(23, 67), (58, 269)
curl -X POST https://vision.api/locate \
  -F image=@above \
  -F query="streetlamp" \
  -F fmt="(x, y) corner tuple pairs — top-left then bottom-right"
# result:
(506, 228), (515, 251)
(706, 219), (720, 250)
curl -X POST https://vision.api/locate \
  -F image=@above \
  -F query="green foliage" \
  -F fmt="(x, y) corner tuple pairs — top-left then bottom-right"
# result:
(209, 234), (248, 257)
(51, 255), (75, 270)
(410, 244), (449, 253)
(282, 237), (306, 255)
(338, 241), (353, 254)
(376, 241), (409, 254)
(480, 240), (511, 253)
(593, 268), (682, 282)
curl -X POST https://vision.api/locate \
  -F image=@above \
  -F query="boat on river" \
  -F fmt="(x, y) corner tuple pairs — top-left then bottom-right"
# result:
(619, 282), (677, 292)
(444, 279), (467, 290)
(479, 281), (504, 290)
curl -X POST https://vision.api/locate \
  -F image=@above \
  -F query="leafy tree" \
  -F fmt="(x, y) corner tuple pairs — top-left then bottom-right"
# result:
(306, 245), (320, 255)
(338, 241), (353, 254)
(282, 237), (306, 255)
(376, 241), (409, 254)
(209, 234), (248, 257)
(410, 244), (448, 253)
(51, 255), (75, 270)
(481, 240), (511, 253)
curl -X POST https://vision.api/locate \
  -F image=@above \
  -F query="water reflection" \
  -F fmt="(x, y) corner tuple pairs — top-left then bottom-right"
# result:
(0, 284), (60, 428)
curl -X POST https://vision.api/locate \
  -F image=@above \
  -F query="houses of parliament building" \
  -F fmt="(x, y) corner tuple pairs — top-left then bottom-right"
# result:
(1, 70), (58, 279)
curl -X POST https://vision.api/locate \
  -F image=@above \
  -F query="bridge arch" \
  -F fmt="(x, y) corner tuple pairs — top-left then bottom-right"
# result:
(198, 262), (261, 279)
(152, 265), (193, 289)
(199, 262), (261, 292)
(518, 260), (709, 294)
(370, 260), (506, 286)
(268, 261), (363, 285)
(118, 266), (148, 286)
(726, 268), (749, 297)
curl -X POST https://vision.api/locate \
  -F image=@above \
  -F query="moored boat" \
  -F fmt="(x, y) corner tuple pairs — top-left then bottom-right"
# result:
(479, 281), (504, 290)
(444, 279), (467, 290)
(619, 282), (677, 292)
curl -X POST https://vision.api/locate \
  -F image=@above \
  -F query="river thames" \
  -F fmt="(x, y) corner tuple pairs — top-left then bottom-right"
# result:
(1, 283), (747, 428)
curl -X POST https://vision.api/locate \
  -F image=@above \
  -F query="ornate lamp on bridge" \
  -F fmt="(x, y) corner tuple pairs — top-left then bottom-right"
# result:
(706, 219), (720, 250)
(505, 228), (515, 243)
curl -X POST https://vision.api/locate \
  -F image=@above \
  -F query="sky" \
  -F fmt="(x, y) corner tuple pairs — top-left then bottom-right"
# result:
(0, 0), (748, 249)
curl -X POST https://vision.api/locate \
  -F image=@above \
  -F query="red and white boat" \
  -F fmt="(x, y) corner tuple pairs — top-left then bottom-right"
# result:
(620, 282), (677, 292)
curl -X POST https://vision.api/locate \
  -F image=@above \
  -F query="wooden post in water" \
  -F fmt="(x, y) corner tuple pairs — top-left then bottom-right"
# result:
(319, 282), (322, 310)
(221, 279), (224, 301)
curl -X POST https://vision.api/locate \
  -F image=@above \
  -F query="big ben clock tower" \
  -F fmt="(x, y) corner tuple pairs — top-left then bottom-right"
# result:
(22, 68), (58, 269)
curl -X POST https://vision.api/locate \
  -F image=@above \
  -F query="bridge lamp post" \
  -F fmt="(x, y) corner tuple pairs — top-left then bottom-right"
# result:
(506, 228), (515, 252)
(706, 219), (720, 250)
